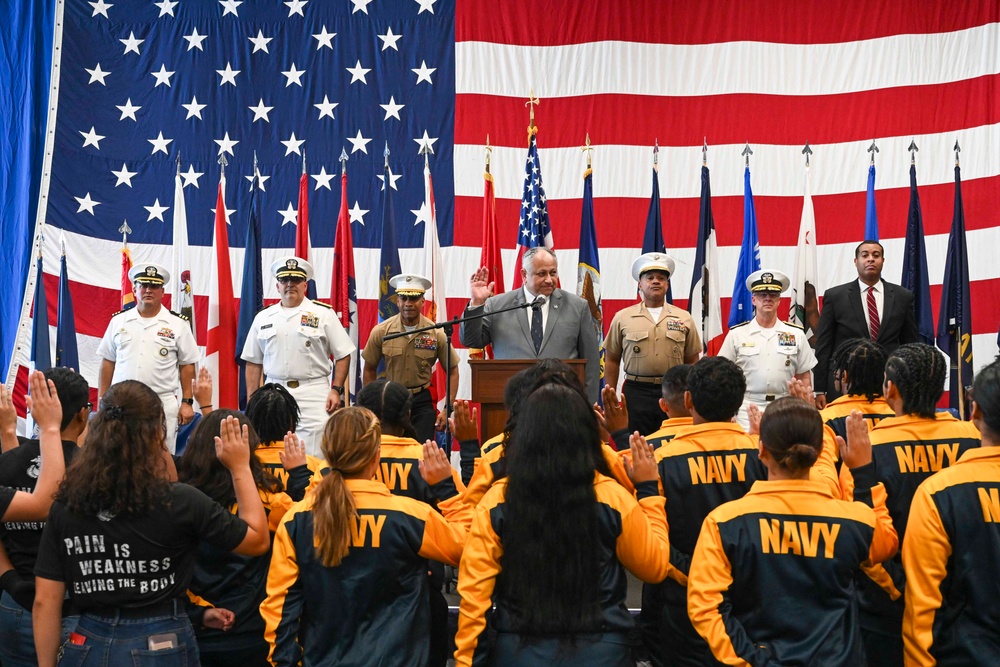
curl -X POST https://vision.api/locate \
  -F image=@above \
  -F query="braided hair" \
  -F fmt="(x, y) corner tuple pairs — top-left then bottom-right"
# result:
(831, 338), (887, 402)
(356, 379), (417, 440)
(885, 343), (947, 418)
(245, 383), (300, 443)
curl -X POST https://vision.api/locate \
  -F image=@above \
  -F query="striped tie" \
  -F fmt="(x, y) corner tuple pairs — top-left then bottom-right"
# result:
(867, 286), (880, 341)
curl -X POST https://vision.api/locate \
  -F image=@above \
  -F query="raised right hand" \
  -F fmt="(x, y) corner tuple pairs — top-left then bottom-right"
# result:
(26, 371), (62, 433)
(469, 266), (495, 307)
(215, 416), (251, 471)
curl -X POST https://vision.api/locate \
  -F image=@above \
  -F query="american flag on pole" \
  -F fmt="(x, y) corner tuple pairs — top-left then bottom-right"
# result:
(8, 0), (1000, 411)
(511, 124), (553, 290)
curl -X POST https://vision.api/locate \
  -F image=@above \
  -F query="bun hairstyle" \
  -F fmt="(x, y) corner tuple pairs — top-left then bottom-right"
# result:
(759, 397), (824, 474)
(356, 379), (417, 440)
(973, 356), (1000, 439)
(311, 407), (381, 567)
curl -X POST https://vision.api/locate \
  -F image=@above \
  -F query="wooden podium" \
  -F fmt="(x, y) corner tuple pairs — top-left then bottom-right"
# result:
(468, 359), (587, 442)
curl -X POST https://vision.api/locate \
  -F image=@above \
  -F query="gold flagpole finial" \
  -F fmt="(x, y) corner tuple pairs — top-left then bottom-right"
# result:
(526, 89), (540, 138)
(581, 133), (594, 170)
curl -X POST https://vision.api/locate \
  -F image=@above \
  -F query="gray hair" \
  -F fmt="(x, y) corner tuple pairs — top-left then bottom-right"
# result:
(521, 246), (557, 273)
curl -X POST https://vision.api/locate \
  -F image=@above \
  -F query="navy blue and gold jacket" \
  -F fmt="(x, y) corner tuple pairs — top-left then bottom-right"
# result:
(453, 474), (670, 667)
(902, 447), (1000, 666)
(842, 413), (980, 633)
(262, 479), (467, 667)
(374, 434), (464, 503)
(688, 472), (898, 667)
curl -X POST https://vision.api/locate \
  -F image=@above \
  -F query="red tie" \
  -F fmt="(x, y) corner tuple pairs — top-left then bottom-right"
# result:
(867, 286), (880, 341)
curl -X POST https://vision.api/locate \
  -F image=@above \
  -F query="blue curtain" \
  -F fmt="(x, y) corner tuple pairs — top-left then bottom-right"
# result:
(0, 0), (53, 378)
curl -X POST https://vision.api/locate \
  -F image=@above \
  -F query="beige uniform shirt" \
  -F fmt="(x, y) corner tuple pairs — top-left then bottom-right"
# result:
(362, 314), (460, 389)
(241, 298), (356, 381)
(604, 302), (701, 379)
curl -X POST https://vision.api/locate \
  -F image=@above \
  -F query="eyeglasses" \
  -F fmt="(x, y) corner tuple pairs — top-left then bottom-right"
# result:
(278, 276), (305, 284)
(398, 294), (424, 302)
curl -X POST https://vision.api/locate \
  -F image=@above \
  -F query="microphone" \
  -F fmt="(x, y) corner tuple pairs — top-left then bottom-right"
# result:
(530, 296), (546, 310)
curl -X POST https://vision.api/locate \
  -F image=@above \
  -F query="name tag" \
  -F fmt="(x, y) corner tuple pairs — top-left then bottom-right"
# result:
(740, 342), (755, 348)
(260, 323), (273, 330)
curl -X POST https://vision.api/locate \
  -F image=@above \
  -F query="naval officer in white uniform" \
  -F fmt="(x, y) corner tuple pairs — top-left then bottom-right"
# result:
(718, 269), (817, 428)
(241, 257), (355, 456)
(97, 263), (199, 453)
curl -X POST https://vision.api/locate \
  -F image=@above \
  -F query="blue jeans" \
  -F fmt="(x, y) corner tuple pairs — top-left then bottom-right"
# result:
(58, 601), (200, 667)
(0, 590), (78, 667)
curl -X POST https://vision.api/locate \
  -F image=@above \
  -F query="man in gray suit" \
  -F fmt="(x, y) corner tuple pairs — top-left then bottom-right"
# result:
(460, 247), (601, 403)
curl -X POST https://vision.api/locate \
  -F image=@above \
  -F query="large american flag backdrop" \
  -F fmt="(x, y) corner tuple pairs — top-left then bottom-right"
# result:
(8, 0), (1000, 408)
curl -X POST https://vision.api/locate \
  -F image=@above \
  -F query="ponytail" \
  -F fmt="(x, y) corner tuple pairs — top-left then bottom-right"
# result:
(312, 407), (381, 567)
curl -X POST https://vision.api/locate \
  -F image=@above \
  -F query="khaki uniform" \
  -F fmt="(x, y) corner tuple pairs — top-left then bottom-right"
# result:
(605, 303), (701, 380)
(363, 314), (459, 443)
(718, 318), (817, 428)
(362, 314), (459, 390)
(605, 303), (701, 436)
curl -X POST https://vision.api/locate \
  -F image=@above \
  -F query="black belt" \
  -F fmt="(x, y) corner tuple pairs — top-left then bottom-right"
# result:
(408, 384), (430, 395)
(87, 598), (182, 619)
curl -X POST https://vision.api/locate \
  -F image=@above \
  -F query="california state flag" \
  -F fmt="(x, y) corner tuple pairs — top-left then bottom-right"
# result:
(205, 175), (239, 409)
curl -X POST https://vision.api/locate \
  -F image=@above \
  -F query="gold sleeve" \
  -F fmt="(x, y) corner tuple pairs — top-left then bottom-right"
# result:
(902, 486), (951, 667)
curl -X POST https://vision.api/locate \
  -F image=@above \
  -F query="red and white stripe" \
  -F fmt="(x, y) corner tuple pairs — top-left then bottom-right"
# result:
(12, 0), (1000, 411)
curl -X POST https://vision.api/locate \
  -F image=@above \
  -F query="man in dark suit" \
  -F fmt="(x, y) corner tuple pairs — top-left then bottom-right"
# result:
(460, 247), (600, 403)
(814, 240), (920, 408)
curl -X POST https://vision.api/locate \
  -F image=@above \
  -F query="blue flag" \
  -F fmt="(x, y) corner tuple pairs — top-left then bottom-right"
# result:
(577, 168), (603, 391)
(236, 173), (264, 409)
(937, 165), (973, 418)
(642, 166), (673, 303)
(30, 255), (51, 372)
(378, 158), (402, 323)
(864, 164), (879, 241)
(55, 251), (79, 371)
(729, 167), (761, 327)
(900, 164), (934, 345)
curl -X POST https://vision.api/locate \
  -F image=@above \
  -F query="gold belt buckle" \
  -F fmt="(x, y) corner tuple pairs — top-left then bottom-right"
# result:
(287, 380), (300, 389)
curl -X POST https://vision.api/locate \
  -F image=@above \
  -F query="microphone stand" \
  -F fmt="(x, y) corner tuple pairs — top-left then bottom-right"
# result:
(383, 299), (540, 454)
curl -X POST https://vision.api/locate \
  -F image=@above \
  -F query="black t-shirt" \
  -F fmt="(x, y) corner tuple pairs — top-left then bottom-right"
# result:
(0, 440), (80, 577)
(0, 487), (14, 521)
(34, 483), (248, 610)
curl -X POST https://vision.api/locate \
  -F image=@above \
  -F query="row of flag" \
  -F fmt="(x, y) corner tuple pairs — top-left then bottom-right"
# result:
(29, 124), (978, 418)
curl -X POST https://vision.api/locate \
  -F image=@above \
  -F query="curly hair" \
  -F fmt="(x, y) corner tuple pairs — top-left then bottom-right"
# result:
(58, 381), (172, 516)
(687, 357), (746, 422)
(245, 383), (301, 443)
(831, 338), (887, 402)
(177, 409), (281, 507)
(885, 343), (947, 418)
(356, 379), (416, 440)
(311, 407), (381, 567)
(759, 398), (824, 474)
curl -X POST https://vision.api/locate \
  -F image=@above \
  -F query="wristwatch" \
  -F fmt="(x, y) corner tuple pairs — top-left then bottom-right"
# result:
(332, 385), (345, 395)
(181, 397), (194, 405)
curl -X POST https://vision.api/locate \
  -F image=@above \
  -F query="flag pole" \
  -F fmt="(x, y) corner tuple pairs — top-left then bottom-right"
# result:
(525, 89), (539, 141)
(802, 141), (812, 167)
(908, 139), (918, 165)
(954, 139), (964, 418)
(485, 134), (492, 174)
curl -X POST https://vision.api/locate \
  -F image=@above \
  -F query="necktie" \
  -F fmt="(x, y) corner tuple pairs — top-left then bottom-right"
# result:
(867, 286), (880, 341)
(531, 300), (543, 354)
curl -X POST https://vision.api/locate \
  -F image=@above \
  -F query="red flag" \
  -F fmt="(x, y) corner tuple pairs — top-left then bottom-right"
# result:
(331, 168), (360, 397)
(206, 178), (238, 409)
(120, 244), (133, 309)
(471, 171), (504, 360)
(295, 171), (309, 259)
